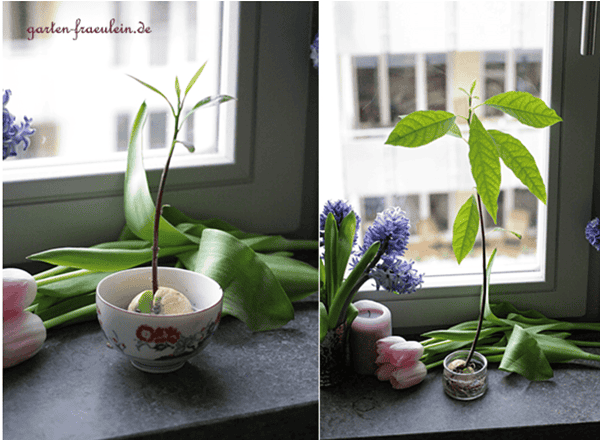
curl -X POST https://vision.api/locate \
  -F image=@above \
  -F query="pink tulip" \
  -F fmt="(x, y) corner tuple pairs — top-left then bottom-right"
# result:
(3, 268), (37, 321)
(375, 336), (426, 390)
(376, 340), (424, 367)
(375, 336), (406, 364)
(389, 361), (427, 389)
(3, 311), (47, 368)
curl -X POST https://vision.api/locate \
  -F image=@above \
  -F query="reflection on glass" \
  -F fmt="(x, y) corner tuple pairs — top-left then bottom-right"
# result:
(516, 49), (542, 97)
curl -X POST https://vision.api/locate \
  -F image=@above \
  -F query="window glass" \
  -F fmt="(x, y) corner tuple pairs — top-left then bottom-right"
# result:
(426, 53), (447, 111)
(484, 51), (506, 117)
(389, 54), (416, 119)
(332, 1), (552, 282)
(355, 56), (380, 126)
(3, 1), (231, 181)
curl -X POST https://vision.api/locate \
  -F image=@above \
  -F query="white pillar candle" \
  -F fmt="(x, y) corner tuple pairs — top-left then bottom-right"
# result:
(350, 300), (392, 375)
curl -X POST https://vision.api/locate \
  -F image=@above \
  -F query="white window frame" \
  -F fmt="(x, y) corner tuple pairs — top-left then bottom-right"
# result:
(325, 2), (598, 329)
(3, 2), (316, 266)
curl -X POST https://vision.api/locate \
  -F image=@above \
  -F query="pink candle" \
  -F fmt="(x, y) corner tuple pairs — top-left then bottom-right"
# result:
(350, 300), (392, 375)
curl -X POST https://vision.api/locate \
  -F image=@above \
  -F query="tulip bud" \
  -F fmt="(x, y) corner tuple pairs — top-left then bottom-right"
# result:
(3, 311), (46, 368)
(376, 340), (424, 367)
(3, 268), (37, 321)
(389, 361), (427, 389)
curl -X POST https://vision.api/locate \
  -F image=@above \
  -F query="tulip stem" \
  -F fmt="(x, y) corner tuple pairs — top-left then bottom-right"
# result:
(43, 304), (97, 330)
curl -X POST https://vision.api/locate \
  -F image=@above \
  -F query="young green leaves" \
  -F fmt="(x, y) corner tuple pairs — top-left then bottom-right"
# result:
(385, 85), (561, 264)
(483, 91), (562, 128)
(385, 111), (456, 147)
(452, 196), (480, 264)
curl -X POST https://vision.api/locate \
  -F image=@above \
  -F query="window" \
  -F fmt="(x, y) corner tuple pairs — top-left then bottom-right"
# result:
(2, 1), (229, 180)
(4, 2), (317, 265)
(324, 1), (597, 328)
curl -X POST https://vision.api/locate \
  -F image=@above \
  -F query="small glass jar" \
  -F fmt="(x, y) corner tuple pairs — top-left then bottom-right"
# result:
(443, 350), (488, 400)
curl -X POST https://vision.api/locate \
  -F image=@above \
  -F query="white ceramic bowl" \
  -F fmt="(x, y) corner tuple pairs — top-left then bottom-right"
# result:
(96, 267), (223, 373)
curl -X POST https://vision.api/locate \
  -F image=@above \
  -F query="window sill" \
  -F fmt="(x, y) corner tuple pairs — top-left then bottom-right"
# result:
(320, 333), (600, 440)
(3, 278), (318, 440)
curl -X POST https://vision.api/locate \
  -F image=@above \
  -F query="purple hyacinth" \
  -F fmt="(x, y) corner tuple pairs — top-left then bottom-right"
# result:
(361, 207), (411, 258)
(586, 217), (600, 251)
(3, 90), (35, 160)
(320, 199), (361, 246)
(310, 33), (318, 69)
(369, 255), (423, 294)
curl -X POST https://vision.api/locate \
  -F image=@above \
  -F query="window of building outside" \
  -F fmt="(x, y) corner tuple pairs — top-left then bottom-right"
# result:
(2, 1), (235, 181)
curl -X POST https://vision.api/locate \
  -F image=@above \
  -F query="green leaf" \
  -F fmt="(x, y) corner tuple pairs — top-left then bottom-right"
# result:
(328, 241), (380, 329)
(468, 114), (501, 223)
(137, 290), (153, 313)
(28, 244), (197, 272)
(336, 212), (356, 287)
(36, 271), (113, 298)
(123, 102), (193, 246)
(127, 75), (175, 117)
(469, 80), (477, 95)
(320, 302), (329, 342)
(488, 129), (547, 204)
(452, 195), (480, 264)
(175, 76), (181, 107)
(35, 292), (96, 322)
(181, 95), (235, 126)
(422, 326), (509, 342)
(493, 228), (522, 240)
(499, 325), (555, 381)
(185, 61), (207, 96)
(385, 111), (456, 147)
(256, 253), (318, 301)
(446, 122), (463, 139)
(192, 229), (295, 331)
(324, 214), (339, 307)
(346, 302), (359, 326)
(483, 91), (562, 128)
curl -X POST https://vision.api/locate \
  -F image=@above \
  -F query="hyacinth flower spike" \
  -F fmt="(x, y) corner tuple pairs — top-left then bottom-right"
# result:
(3, 89), (35, 160)
(320, 200), (423, 341)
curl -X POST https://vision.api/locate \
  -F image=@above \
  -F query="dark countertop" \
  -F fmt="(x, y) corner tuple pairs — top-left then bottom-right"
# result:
(320, 333), (600, 440)
(3, 297), (318, 440)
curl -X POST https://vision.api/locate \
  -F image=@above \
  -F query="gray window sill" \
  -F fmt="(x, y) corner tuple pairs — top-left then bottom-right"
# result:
(320, 333), (600, 440)
(3, 279), (318, 440)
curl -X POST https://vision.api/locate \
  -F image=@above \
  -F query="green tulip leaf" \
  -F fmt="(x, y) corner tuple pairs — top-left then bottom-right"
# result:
(499, 325), (555, 381)
(123, 102), (192, 247)
(488, 129), (547, 204)
(483, 91), (562, 128)
(452, 195), (480, 264)
(385, 110), (456, 147)
(256, 253), (318, 302)
(468, 114), (501, 223)
(36, 271), (114, 299)
(192, 229), (295, 331)
(28, 244), (196, 272)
